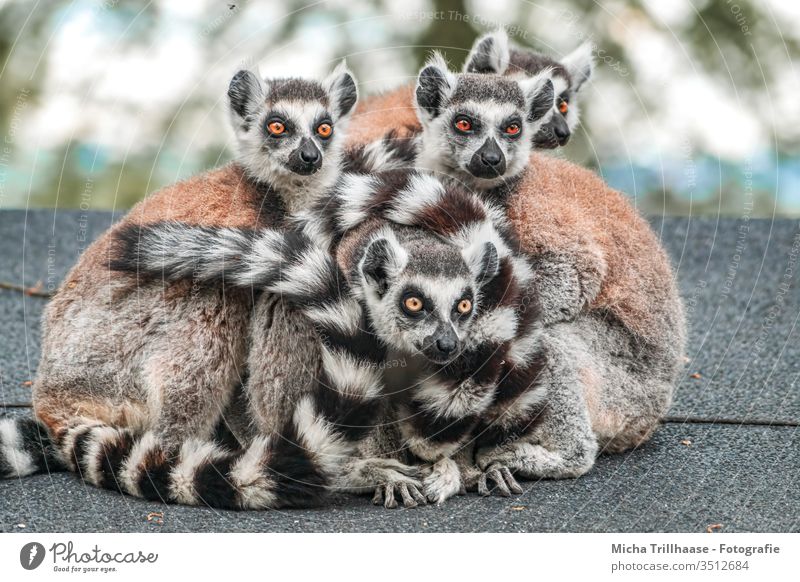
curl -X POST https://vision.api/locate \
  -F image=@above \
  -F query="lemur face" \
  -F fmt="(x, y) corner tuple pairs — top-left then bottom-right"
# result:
(414, 53), (554, 190)
(464, 31), (593, 150)
(358, 227), (498, 365)
(227, 63), (357, 187)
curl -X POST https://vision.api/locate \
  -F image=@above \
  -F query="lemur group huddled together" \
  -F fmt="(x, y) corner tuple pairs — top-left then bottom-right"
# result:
(1, 31), (685, 509)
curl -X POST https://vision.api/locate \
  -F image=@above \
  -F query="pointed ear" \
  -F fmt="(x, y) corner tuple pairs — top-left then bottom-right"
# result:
(463, 29), (510, 74)
(463, 241), (500, 285)
(414, 52), (456, 123)
(520, 69), (555, 124)
(228, 70), (265, 130)
(562, 42), (593, 93)
(323, 60), (358, 119)
(359, 235), (408, 297)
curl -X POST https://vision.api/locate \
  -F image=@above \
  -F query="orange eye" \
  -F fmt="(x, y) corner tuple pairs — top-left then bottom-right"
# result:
(558, 101), (569, 115)
(505, 124), (520, 136)
(267, 121), (285, 135)
(457, 299), (472, 314)
(454, 118), (472, 132)
(403, 296), (424, 313)
(317, 123), (333, 138)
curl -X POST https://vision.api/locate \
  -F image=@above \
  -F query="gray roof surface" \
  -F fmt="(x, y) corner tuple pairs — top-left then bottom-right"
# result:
(1, 209), (798, 532)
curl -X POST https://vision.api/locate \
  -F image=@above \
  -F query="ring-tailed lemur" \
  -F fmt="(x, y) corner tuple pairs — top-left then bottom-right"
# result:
(0, 65), (378, 503)
(106, 169), (554, 504)
(104, 172), (540, 502)
(463, 30), (592, 148)
(347, 45), (685, 496)
(345, 29), (592, 150)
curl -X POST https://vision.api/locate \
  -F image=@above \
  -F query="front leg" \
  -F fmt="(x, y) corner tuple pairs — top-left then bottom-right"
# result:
(422, 457), (464, 505)
(338, 422), (427, 509)
(340, 457), (427, 508)
(476, 329), (599, 495)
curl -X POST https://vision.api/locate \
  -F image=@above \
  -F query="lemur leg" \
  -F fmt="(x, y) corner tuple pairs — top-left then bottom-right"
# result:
(35, 279), (249, 474)
(242, 295), (426, 509)
(141, 285), (252, 450)
(475, 326), (598, 494)
(242, 294), (322, 437)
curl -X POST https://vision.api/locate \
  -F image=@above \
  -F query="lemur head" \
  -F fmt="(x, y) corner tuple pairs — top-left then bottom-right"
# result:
(227, 62), (358, 197)
(414, 52), (554, 190)
(356, 225), (499, 364)
(464, 30), (593, 149)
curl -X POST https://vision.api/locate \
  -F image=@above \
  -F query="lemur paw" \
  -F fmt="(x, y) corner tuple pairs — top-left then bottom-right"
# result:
(372, 477), (427, 509)
(477, 463), (523, 497)
(422, 458), (463, 505)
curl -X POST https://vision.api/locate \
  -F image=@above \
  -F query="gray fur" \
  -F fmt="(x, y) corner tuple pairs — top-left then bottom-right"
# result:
(229, 63), (357, 213)
(465, 30), (593, 148)
(414, 52), (554, 191)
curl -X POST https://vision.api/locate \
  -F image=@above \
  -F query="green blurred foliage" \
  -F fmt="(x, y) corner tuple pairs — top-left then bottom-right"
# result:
(0, 0), (796, 216)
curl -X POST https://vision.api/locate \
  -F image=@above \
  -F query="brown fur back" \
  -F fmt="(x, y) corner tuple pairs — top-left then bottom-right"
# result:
(510, 155), (682, 344)
(346, 84), (419, 147)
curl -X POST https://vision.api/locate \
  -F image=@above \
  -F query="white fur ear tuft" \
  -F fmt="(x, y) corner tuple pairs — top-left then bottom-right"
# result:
(227, 69), (265, 129)
(519, 68), (555, 125)
(462, 241), (500, 284)
(323, 59), (359, 119)
(359, 230), (408, 296)
(562, 42), (594, 92)
(463, 29), (510, 75)
(414, 52), (456, 123)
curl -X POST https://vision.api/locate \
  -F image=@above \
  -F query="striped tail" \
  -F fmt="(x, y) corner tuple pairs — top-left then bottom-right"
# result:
(0, 415), (66, 478)
(58, 380), (383, 509)
(101, 224), (386, 508)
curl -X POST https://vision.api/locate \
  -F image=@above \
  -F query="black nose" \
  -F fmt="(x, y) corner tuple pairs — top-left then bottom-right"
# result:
(481, 150), (502, 167)
(554, 124), (569, 140)
(436, 336), (456, 355)
(300, 146), (320, 164)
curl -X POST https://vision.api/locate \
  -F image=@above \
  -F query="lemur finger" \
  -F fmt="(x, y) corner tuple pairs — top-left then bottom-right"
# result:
(372, 485), (385, 506)
(501, 466), (523, 495)
(409, 484), (428, 505)
(477, 473), (491, 497)
(398, 483), (418, 508)
(383, 484), (398, 509)
(458, 483), (467, 496)
(488, 468), (512, 497)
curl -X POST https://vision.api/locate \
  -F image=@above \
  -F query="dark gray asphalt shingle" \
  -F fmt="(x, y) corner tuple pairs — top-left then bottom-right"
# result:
(1, 210), (798, 532)
(1, 407), (796, 533)
(655, 217), (800, 422)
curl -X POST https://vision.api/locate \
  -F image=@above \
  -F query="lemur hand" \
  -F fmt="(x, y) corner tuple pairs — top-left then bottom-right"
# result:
(477, 462), (524, 497)
(372, 477), (427, 509)
(422, 457), (464, 505)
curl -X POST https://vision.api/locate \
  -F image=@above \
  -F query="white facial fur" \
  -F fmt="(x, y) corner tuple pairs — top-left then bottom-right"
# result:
(227, 63), (358, 213)
(356, 227), (492, 364)
(414, 52), (554, 192)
